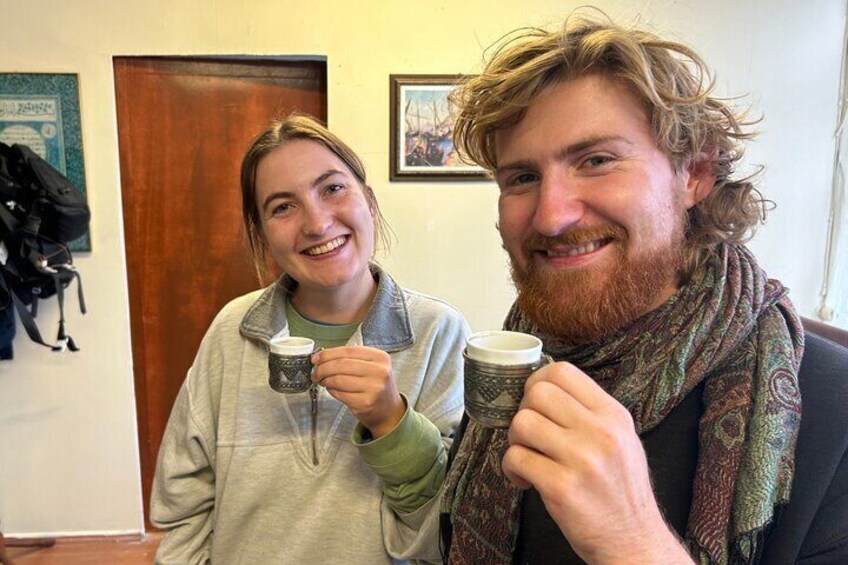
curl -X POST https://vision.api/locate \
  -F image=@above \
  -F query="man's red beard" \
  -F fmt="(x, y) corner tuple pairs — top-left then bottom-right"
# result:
(509, 223), (686, 344)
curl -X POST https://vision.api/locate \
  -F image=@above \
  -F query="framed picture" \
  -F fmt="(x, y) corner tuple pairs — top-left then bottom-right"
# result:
(0, 73), (90, 251)
(389, 74), (488, 181)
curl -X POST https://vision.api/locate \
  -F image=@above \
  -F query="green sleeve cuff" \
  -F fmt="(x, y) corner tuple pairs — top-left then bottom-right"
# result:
(353, 394), (441, 482)
(352, 393), (410, 447)
(353, 394), (447, 513)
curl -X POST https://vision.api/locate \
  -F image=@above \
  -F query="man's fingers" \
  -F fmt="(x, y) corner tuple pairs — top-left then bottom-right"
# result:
(519, 379), (592, 430)
(508, 406), (607, 478)
(526, 362), (616, 413)
(508, 407), (577, 455)
(502, 443), (567, 492)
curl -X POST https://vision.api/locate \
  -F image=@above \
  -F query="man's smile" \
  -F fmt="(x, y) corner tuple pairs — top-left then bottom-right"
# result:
(537, 237), (613, 258)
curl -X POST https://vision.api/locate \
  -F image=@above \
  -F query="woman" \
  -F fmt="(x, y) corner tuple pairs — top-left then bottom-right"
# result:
(150, 114), (468, 564)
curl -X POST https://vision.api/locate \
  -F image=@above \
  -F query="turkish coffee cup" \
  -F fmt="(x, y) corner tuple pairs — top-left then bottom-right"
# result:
(268, 336), (316, 394)
(463, 330), (544, 428)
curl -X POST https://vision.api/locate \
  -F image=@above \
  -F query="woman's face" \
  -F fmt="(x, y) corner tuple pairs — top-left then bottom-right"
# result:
(254, 139), (375, 295)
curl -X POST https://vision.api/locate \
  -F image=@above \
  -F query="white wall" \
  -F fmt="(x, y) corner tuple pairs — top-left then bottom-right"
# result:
(0, 0), (843, 536)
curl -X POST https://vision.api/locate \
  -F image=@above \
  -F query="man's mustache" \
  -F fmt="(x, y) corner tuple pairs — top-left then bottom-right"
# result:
(519, 225), (628, 254)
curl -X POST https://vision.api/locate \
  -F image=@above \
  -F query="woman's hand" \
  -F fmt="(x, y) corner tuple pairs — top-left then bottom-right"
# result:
(311, 346), (406, 438)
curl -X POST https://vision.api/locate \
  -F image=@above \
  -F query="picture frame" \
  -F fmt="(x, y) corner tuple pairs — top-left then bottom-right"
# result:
(389, 74), (488, 182)
(0, 72), (90, 251)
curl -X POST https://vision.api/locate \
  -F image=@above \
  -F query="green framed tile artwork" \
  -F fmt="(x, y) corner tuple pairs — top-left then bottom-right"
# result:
(0, 72), (90, 251)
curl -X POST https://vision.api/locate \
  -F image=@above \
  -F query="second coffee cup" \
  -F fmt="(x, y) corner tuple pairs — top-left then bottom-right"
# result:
(463, 330), (544, 428)
(268, 336), (316, 394)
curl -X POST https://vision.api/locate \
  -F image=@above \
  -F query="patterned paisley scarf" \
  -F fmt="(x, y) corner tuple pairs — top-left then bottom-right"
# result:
(443, 244), (804, 564)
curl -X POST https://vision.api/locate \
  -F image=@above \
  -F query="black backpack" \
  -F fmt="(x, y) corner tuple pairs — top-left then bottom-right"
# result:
(0, 142), (90, 357)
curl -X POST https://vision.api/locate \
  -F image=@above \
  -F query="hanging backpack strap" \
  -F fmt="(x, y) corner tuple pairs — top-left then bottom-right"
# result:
(64, 268), (84, 351)
(62, 265), (87, 314)
(50, 272), (77, 352)
(0, 269), (61, 351)
(30, 291), (39, 318)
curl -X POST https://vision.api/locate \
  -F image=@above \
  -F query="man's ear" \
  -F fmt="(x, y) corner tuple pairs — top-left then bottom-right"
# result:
(683, 153), (717, 209)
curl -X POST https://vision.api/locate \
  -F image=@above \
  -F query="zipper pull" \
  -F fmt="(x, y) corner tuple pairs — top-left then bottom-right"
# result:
(310, 385), (319, 466)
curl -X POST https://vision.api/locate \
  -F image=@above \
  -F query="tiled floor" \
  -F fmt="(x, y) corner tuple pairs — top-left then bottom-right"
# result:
(3, 533), (161, 564)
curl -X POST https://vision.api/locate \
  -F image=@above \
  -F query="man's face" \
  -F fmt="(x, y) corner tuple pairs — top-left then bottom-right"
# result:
(495, 74), (707, 342)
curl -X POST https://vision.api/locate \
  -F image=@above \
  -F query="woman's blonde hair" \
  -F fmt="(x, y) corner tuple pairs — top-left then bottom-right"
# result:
(451, 13), (769, 278)
(240, 113), (390, 281)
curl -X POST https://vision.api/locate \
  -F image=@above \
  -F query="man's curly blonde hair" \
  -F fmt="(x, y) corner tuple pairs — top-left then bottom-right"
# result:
(451, 13), (769, 279)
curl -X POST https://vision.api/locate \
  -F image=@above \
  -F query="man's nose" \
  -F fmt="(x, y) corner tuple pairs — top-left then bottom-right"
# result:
(531, 174), (585, 236)
(301, 202), (332, 236)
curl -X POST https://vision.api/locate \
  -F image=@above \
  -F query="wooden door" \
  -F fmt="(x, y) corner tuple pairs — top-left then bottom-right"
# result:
(114, 57), (326, 526)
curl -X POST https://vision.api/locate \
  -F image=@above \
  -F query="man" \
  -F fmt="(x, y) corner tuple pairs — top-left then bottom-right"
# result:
(440, 13), (848, 565)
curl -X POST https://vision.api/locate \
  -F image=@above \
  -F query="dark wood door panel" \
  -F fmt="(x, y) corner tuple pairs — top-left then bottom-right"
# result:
(114, 57), (326, 526)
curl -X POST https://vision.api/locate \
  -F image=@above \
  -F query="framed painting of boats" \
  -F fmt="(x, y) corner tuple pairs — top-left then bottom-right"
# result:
(389, 74), (487, 181)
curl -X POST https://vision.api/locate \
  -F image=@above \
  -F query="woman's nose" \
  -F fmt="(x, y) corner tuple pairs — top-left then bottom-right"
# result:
(301, 202), (332, 237)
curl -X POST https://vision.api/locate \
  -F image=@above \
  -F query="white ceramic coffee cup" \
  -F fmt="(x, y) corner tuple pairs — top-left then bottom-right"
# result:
(269, 336), (315, 356)
(465, 331), (542, 366)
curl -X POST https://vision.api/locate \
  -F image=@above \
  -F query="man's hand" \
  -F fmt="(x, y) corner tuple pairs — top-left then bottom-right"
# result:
(311, 346), (405, 438)
(501, 362), (693, 564)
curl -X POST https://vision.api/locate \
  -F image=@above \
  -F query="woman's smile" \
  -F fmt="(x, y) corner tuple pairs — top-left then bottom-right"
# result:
(302, 235), (350, 257)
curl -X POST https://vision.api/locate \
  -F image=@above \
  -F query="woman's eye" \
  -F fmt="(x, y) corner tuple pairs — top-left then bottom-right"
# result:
(325, 183), (345, 195)
(270, 202), (292, 216)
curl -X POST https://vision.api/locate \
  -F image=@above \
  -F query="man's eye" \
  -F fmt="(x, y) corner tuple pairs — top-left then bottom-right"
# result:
(513, 172), (538, 185)
(501, 172), (539, 188)
(498, 171), (539, 194)
(584, 155), (613, 168)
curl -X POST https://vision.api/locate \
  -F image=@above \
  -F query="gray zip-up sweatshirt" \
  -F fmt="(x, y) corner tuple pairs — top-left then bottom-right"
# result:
(151, 268), (468, 564)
